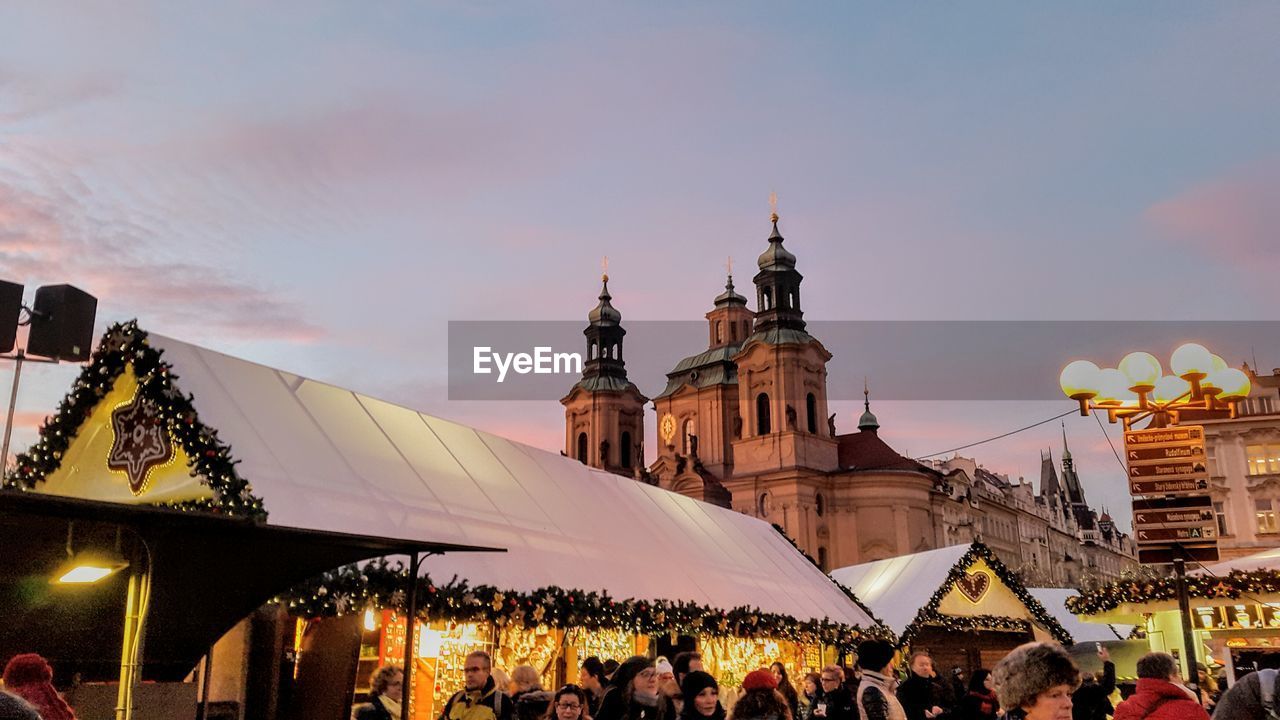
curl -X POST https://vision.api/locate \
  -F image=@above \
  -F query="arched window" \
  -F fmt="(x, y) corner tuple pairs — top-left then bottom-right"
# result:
(790, 291), (797, 309)
(620, 431), (632, 468)
(817, 546), (828, 572)
(730, 321), (737, 342)
(806, 393), (817, 434)
(756, 393), (771, 435)
(590, 343), (598, 360)
(816, 493), (826, 517)
(762, 288), (773, 310)
(757, 492), (770, 517)
(612, 344), (618, 360)
(682, 419), (695, 454)
(715, 321), (723, 344)
(576, 433), (588, 463)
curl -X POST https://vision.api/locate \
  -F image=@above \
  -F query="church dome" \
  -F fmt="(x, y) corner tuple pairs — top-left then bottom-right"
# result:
(757, 218), (796, 270)
(588, 275), (621, 325)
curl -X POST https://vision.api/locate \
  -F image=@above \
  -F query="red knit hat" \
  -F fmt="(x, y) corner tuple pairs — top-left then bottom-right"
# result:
(742, 669), (778, 691)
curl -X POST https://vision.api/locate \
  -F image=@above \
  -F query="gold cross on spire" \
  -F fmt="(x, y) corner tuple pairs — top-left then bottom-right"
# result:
(769, 190), (779, 223)
(601, 255), (609, 282)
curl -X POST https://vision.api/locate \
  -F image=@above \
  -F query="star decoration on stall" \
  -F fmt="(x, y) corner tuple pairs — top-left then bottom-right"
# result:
(108, 391), (174, 494)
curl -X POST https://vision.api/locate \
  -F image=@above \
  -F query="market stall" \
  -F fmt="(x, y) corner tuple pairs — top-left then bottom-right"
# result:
(831, 542), (1071, 673)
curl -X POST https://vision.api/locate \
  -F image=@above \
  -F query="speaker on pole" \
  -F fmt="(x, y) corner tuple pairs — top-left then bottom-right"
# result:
(0, 281), (22, 354)
(27, 284), (98, 362)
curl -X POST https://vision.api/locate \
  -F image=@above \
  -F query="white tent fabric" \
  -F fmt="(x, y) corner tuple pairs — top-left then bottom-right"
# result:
(1198, 547), (1280, 575)
(828, 543), (971, 636)
(147, 334), (871, 628)
(1026, 588), (1133, 643)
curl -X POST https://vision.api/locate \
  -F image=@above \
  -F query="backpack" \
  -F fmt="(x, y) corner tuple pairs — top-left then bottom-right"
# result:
(1261, 668), (1279, 720)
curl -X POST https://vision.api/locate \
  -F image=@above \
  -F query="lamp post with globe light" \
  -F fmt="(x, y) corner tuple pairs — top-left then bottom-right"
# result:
(1058, 342), (1250, 698)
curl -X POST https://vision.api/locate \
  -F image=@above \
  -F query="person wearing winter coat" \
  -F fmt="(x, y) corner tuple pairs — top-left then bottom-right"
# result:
(855, 639), (907, 720)
(897, 653), (944, 720)
(953, 670), (998, 720)
(990, 642), (1079, 720)
(597, 656), (664, 720)
(729, 670), (791, 720)
(1212, 667), (1280, 719)
(1112, 653), (1207, 720)
(813, 665), (856, 720)
(771, 663), (801, 720)
(681, 671), (727, 720)
(2, 654), (77, 720)
(799, 673), (822, 720)
(1071, 647), (1116, 720)
(439, 652), (516, 720)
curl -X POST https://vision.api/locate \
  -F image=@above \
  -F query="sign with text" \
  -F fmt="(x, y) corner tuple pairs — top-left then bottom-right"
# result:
(1132, 496), (1215, 528)
(1129, 477), (1210, 496)
(1136, 525), (1217, 544)
(1126, 425), (1217, 564)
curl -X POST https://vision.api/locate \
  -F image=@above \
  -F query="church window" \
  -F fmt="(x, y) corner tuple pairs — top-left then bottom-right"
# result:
(730, 321), (737, 342)
(757, 491), (771, 516)
(612, 344), (618, 360)
(756, 393), (771, 435)
(815, 493), (826, 517)
(590, 343), (598, 360)
(817, 546), (828, 572)
(682, 419), (696, 454)
(621, 431), (632, 468)
(577, 433), (588, 463)
(806, 393), (817, 433)
(716, 321), (723, 344)
(762, 287), (773, 310)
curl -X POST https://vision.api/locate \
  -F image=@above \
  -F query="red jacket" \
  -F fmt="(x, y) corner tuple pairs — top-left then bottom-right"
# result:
(1113, 679), (1208, 720)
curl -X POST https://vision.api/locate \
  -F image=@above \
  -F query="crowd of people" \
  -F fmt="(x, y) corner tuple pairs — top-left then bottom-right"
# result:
(351, 642), (1280, 720)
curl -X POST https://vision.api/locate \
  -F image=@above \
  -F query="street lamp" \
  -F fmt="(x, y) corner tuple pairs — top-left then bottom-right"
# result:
(1059, 343), (1251, 429)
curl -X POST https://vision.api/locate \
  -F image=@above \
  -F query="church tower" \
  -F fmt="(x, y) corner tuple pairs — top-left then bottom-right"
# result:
(561, 273), (648, 476)
(729, 206), (838, 476)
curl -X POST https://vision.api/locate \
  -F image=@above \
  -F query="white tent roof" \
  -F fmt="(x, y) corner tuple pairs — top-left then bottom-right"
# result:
(146, 334), (871, 628)
(1199, 547), (1280, 575)
(829, 543), (971, 636)
(1026, 588), (1133, 643)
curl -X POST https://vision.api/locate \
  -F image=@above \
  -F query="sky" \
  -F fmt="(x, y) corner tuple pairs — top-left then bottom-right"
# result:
(2, 2), (1280, 532)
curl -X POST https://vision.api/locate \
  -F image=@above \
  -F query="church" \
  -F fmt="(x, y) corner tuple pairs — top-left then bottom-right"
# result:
(561, 211), (1135, 579)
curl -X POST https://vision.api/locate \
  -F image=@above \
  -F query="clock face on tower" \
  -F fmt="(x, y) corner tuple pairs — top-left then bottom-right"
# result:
(660, 413), (676, 444)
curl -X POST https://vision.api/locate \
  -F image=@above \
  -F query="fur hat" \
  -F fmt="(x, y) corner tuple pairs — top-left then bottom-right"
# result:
(742, 669), (778, 691)
(991, 642), (1080, 710)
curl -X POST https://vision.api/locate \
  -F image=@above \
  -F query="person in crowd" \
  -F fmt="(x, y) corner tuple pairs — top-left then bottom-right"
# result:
(1112, 653), (1208, 720)
(991, 642), (1079, 720)
(799, 672), (822, 720)
(440, 651), (515, 720)
(674, 653), (705, 687)
(544, 685), (591, 720)
(949, 669), (967, 711)
(2, 654), (77, 720)
(511, 666), (553, 720)
(581, 657), (609, 715)
(353, 665), (404, 720)
(771, 663), (801, 720)
(681, 670), (726, 720)
(597, 656), (663, 720)
(1195, 664), (1216, 714)
(658, 659), (684, 717)
(897, 652), (944, 720)
(854, 639), (907, 720)
(1071, 646), (1115, 720)
(513, 666), (544, 700)
(953, 670), (997, 720)
(811, 664), (855, 720)
(842, 666), (862, 696)
(0, 691), (41, 720)
(1212, 666), (1280, 718)
(605, 660), (621, 682)
(729, 669), (791, 720)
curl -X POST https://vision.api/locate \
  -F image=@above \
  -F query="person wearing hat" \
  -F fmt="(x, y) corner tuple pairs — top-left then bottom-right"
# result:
(730, 669), (792, 720)
(657, 659), (683, 717)
(2, 654), (76, 720)
(681, 671), (726, 720)
(856, 640), (907, 720)
(597, 656), (664, 720)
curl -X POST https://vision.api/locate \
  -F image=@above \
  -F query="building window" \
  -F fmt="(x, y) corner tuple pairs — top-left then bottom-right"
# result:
(816, 493), (826, 517)
(756, 393), (771, 435)
(620, 431), (632, 469)
(761, 287), (773, 311)
(1247, 445), (1280, 476)
(715, 321), (723, 344)
(806, 393), (817, 434)
(1215, 501), (1228, 536)
(817, 546), (828, 572)
(757, 492), (770, 517)
(682, 419), (695, 455)
(1257, 498), (1278, 534)
(730, 321), (738, 342)
(577, 433), (588, 464)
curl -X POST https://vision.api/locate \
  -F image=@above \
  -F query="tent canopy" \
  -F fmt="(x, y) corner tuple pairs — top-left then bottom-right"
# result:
(99, 332), (870, 629)
(831, 544), (971, 637)
(1026, 588), (1133, 643)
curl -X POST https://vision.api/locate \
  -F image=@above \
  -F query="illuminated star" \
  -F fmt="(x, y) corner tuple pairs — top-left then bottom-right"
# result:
(108, 392), (174, 494)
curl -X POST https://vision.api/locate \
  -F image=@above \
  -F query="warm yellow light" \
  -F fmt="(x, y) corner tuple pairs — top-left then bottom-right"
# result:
(1094, 368), (1137, 406)
(1213, 368), (1252, 401)
(57, 565), (116, 584)
(1171, 343), (1214, 379)
(418, 627), (443, 658)
(1059, 360), (1101, 400)
(1151, 375), (1191, 405)
(364, 608), (378, 632)
(1120, 352), (1162, 390)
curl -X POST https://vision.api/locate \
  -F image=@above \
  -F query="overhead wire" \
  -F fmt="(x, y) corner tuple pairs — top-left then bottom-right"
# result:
(916, 407), (1079, 459)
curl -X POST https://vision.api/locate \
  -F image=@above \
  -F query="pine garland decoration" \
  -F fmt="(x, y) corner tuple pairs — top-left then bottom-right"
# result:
(1067, 569), (1280, 616)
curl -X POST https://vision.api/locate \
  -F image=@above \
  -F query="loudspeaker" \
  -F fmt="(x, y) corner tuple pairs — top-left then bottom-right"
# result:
(0, 281), (22, 354)
(27, 284), (98, 362)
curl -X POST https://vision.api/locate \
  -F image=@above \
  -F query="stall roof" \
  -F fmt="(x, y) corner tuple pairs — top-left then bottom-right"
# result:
(829, 544), (970, 636)
(1026, 588), (1133, 643)
(1199, 547), (1280, 575)
(137, 333), (870, 628)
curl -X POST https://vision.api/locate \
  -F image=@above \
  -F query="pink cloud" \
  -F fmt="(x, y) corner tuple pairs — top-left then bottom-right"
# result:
(1146, 160), (1280, 266)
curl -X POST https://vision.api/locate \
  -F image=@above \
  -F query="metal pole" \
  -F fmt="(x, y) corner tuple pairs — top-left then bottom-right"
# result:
(2, 349), (25, 472)
(1174, 555), (1201, 701)
(402, 552), (420, 720)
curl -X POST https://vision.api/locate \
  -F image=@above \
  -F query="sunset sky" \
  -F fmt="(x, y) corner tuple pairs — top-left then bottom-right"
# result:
(3, 3), (1280, 531)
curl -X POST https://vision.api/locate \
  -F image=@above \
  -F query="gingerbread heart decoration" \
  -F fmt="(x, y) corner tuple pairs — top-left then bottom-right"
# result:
(956, 570), (991, 603)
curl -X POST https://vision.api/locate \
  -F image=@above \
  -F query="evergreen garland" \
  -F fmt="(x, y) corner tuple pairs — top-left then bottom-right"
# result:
(3, 321), (267, 520)
(900, 541), (1072, 647)
(279, 559), (869, 650)
(1067, 569), (1280, 616)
